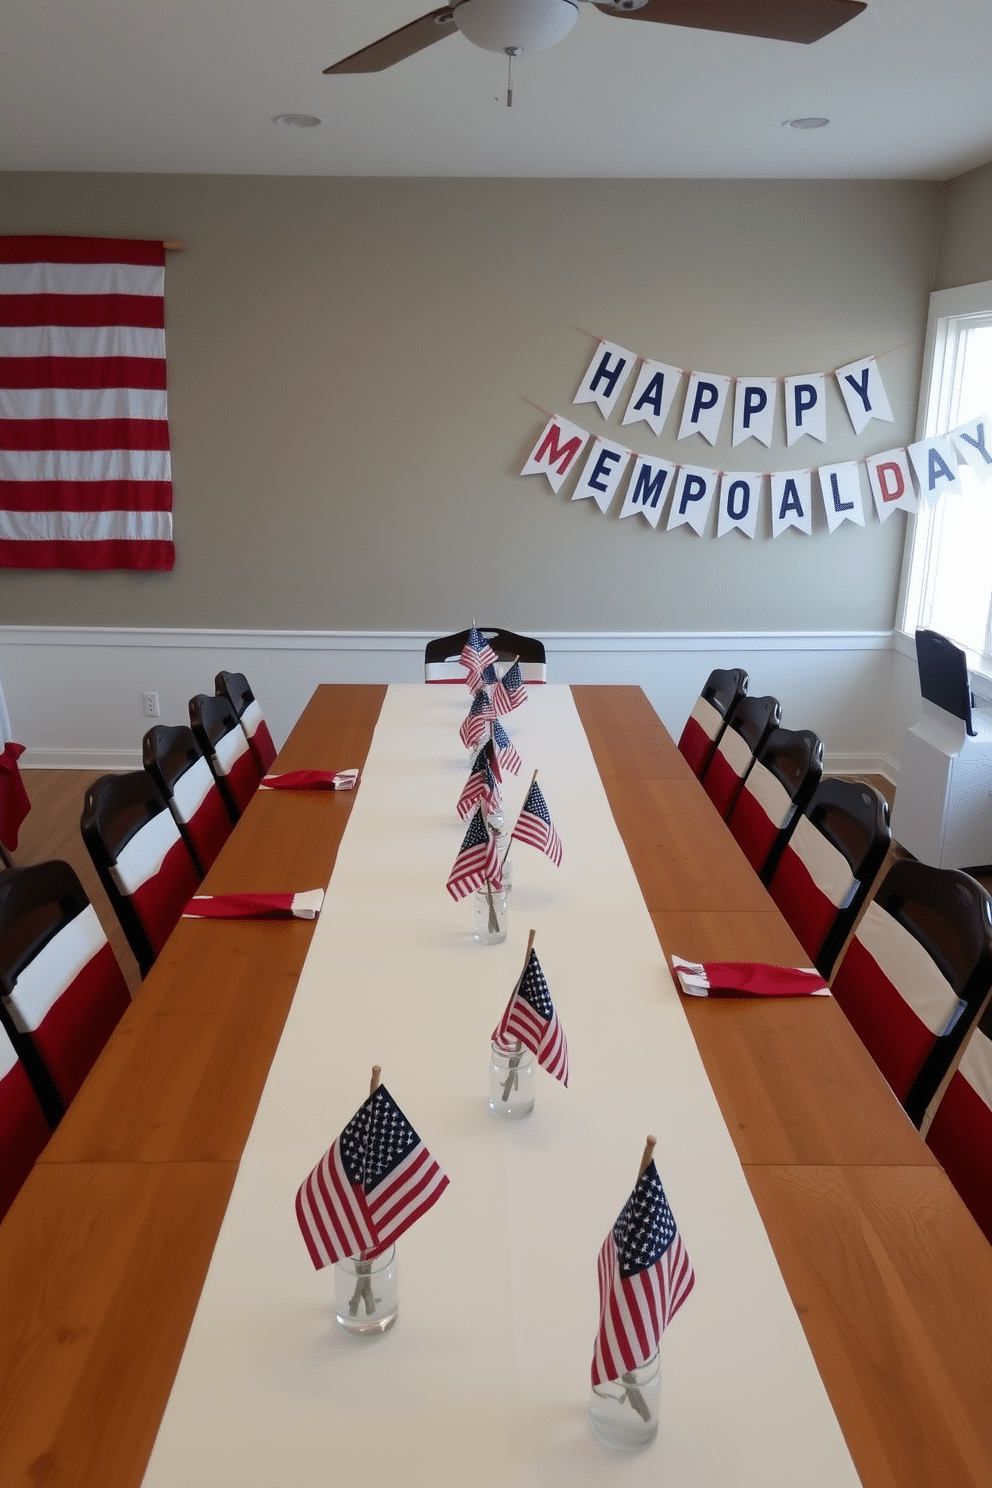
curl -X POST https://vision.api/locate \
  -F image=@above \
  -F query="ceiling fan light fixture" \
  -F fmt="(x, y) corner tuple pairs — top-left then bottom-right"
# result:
(273, 113), (322, 128)
(453, 0), (579, 54)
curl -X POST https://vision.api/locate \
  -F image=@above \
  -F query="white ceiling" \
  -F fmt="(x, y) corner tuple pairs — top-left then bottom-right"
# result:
(2, 0), (991, 180)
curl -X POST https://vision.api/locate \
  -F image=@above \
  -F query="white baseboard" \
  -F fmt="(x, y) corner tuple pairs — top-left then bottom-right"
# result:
(1, 624), (905, 776)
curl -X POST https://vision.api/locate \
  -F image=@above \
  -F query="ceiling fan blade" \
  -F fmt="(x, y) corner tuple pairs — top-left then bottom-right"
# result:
(592, 0), (866, 45)
(324, 9), (458, 73)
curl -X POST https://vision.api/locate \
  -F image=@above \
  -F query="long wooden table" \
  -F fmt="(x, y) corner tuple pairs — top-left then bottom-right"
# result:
(0, 685), (990, 1487)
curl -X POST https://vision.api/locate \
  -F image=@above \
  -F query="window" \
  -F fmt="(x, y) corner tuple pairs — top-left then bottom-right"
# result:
(900, 279), (992, 666)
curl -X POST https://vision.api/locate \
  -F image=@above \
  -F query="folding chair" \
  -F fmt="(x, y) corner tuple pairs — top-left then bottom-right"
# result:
(143, 724), (233, 877)
(189, 693), (261, 820)
(424, 628), (546, 683)
(767, 778), (891, 978)
(215, 670), (278, 775)
(0, 859), (131, 1121)
(829, 859), (992, 1123)
(925, 996), (992, 1243)
(700, 694), (781, 820)
(676, 667), (748, 779)
(726, 726), (824, 881)
(81, 771), (201, 977)
(0, 1020), (50, 1222)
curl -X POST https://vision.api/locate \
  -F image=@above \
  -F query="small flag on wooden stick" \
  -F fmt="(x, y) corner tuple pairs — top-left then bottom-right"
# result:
(295, 1069), (449, 1270)
(591, 1138), (695, 1386)
(511, 772), (562, 866)
(493, 930), (568, 1086)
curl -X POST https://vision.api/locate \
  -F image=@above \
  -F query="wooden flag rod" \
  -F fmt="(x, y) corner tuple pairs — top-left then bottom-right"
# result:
(637, 1135), (657, 1181)
(163, 240), (185, 251)
(370, 1064), (382, 1095)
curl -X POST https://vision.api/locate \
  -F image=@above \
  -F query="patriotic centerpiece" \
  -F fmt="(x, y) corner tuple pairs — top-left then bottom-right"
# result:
(459, 687), (496, 751)
(296, 1068), (449, 1336)
(457, 740), (502, 821)
(460, 626), (498, 692)
(492, 659), (528, 716)
(492, 931), (569, 1089)
(492, 719), (522, 776)
(295, 1069), (449, 1270)
(510, 773), (562, 867)
(591, 1138), (694, 1424)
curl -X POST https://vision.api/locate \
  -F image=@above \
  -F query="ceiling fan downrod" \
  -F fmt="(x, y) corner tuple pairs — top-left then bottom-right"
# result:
(505, 45), (521, 107)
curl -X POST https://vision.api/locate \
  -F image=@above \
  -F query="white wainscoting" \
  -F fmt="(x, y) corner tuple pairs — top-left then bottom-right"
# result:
(0, 626), (904, 777)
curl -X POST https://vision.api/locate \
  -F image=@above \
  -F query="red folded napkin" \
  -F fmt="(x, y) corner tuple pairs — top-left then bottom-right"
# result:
(183, 889), (324, 920)
(261, 769), (359, 791)
(670, 955), (829, 998)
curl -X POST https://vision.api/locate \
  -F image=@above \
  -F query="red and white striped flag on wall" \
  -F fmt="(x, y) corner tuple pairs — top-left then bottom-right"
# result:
(0, 235), (174, 571)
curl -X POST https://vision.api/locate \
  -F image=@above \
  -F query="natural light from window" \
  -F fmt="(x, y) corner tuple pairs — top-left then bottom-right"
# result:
(903, 287), (992, 665)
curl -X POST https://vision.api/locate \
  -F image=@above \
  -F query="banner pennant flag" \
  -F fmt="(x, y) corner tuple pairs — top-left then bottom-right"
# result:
(573, 340), (636, 420)
(621, 359), (681, 438)
(677, 371), (730, 445)
(521, 415), (589, 494)
(835, 356), (894, 437)
(866, 447), (917, 522)
(572, 437), (632, 515)
(732, 377), (777, 448)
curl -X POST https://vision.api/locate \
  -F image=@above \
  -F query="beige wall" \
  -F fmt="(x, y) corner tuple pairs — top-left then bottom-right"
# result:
(933, 160), (992, 291)
(0, 174), (943, 633)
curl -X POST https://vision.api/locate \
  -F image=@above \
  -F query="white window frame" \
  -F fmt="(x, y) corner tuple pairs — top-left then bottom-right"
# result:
(897, 276), (992, 685)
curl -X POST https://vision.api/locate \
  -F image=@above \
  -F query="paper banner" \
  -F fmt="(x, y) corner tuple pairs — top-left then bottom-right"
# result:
(835, 356), (894, 436)
(618, 454), (677, 529)
(732, 378), (777, 448)
(622, 359), (681, 437)
(572, 436), (632, 514)
(784, 374), (827, 446)
(770, 471), (813, 537)
(677, 372), (731, 445)
(866, 448), (917, 523)
(667, 465), (717, 535)
(819, 462), (866, 532)
(717, 472), (762, 539)
(521, 415), (589, 493)
(908, 436), (961, 506)
(573, 340), (636, 420)
(950, 415), (992, 483)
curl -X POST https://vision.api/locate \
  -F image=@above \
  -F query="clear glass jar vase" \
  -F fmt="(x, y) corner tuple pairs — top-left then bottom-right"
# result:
(474, 883), (507, 944)
(589, 1350), (660, 1451)
(488, 1038), (535, 1118)
(334, 1246), (398, 1335)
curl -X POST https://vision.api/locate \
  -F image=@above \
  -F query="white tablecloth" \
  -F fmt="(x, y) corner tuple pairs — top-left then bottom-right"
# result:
(142, 686), (860, 1488)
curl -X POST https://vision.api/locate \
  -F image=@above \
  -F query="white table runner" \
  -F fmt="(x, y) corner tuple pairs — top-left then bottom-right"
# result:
(141, 685), (860, 1488)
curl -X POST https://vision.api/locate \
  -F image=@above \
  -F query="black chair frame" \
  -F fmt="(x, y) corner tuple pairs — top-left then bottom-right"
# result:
(807, 777), (891, 977)
(754, 727), (824, 884)
(143, 724), (209, 877)
(80, 770), (178, 977)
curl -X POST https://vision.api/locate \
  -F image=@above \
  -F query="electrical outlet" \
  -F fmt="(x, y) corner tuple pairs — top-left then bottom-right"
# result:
(142, 691), (160, 718)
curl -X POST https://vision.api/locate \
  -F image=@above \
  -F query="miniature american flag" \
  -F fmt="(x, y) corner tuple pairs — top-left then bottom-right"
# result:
(492, 660), (528, 716)
(295, 1082), (449, 1269)
(591, 1161), (694, 1385)
(459, 688), (495, 751)
(457, 742), (501, 820)
(446, 805), (502, 899)
(511, 778), (562, 866)
(493, 947), (568, 1086)
(492, 719), (522, 776)
(460, 626), (498, 691)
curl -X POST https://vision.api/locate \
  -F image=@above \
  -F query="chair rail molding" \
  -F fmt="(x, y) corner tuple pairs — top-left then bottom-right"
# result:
(0, 624), (901, 777)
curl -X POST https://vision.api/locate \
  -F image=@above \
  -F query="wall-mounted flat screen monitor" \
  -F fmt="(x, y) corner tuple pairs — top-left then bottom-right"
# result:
(915, 629), (975, 735)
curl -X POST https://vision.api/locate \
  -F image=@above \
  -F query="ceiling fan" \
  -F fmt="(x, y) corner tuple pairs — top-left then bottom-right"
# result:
(324, 0), (867, 75)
